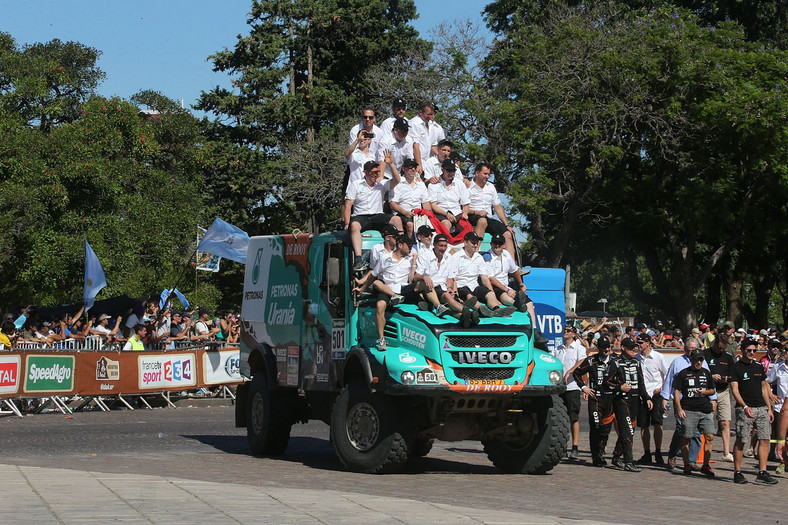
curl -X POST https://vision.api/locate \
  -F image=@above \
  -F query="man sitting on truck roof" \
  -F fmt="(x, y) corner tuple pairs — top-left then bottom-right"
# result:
(343, 153), (402, 272)
(353, 234), (419, 350)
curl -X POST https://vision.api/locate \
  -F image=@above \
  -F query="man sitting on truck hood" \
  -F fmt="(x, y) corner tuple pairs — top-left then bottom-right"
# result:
(354, 234), (419, 350)
(484, 234), (534, 320)
(413, 233), (462, 321)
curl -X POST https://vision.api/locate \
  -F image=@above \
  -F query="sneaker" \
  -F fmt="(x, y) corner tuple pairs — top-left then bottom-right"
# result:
(624, 463), (642, 472)
(666, 456), (676, 471)
(733, 471), (748, 484)
(417, 301), (430, 311)
(592, 456), (607, 467)
(471, 310), (481, 326)
(700, 465), (715, 478)
(460, 307), (473, 328)
(375, 337), (387, 350)
(390, 293), (404, 306)
(683, 465), (693, 476)
(755, 470), (778, 485)
(435, 304), (450, 317)
(611, 456), (625, 469)
(776, 462), (785, 474)
(515, 290), (528, 312)
(569, 448), (580, 461)
(637, 453), (652, 465)
(353, 258), (368, 272)
(744, 449), (755, 458)
(722, 453), (734, 462)
(478, 304), (494, 318)
(463, 297), (478, 309)
(493, 305), (516, 317)
(654, 452), (664, 465)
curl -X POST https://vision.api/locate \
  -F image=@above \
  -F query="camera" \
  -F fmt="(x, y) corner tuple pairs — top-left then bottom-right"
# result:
(363, 132), (374, 138)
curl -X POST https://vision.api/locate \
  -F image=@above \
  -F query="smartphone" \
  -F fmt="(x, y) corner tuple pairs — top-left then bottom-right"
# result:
(363, 132), (374, 138)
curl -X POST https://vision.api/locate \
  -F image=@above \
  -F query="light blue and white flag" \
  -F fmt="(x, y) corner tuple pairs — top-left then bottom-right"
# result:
(159, 288), (172, 310)
(196, 217), (249, 264)
(173, 288), (190, 310)
(84, 239), (107, 312)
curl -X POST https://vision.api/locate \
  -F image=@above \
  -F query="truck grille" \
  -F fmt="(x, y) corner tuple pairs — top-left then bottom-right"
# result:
(452, 367), (516, 381)
(445, 335), (517, 348)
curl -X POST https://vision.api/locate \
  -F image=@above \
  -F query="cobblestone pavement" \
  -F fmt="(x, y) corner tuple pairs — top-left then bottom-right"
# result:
(0, 404), (783, 524)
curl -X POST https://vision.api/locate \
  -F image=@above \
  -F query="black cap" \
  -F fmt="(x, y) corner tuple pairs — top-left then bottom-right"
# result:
(464, 231), (481, 242)
(597, 336), (611, 349)
(402, 158), (419, 169)
(690, 349), (705, 362)
(621, 337), (637, 348)
(392, 97), (406, 108)
(441, 159), (457, 171)
(490, 234), (505, 245)
(636, 323), (647, 330)
(393, 117), (409, 131)
(433, 233), (449, 244)
(742, 337), (758, 349)
(416, 225), (434, 237)
(637, 333), (651, 343)
(769, 338), (781, 348)
(382, 224), (400, 237)
(396, 234), (414, 246)
(363, 160), (379, 173)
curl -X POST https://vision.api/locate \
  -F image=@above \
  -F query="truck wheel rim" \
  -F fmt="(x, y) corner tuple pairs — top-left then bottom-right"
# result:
(346, 402), (379, 451)
(251, 392), (264, 434)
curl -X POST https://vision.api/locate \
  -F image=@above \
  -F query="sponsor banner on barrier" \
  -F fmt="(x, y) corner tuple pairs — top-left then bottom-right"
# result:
(201, 350), (242, 385)
(0, 355), (22, 395)
(138, 353), (196, 390)
(24, 354), (75, 393)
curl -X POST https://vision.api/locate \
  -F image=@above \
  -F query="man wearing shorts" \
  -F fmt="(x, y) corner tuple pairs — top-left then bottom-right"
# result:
(704, 334), (735, 462)
(484, 234), (535, 319)
(730, 337), (778, 484)
(390, 158), (431, 238)
(551, 326), (587, 460)
(413, 233), (464, 321)
(673, 349), (717, 477)
(428, 159), (470, 234)
(636, 334), (668, 465)
(449, 232), (514, 318)
(467, 163), (516, 257)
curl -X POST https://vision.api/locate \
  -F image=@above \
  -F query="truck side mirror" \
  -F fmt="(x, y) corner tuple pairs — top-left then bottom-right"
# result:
(327, 257), (340, 287)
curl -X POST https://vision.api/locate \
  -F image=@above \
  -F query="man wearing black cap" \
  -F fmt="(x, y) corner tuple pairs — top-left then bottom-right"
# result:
(379, 97), (407, 139)
(730, 337), (778, 484)
(428, 159), (470, 233)
(414, 224), (434, 254)
(390, 158), (431, 237)
(414, 233), (468, 323)
(484, 234), (533, 317)
(423, 139), (465, 185)
(449, 231), (514, 319)
(344, 155), (402, 271)
(348, 106), (382, 155)
(467, 163), (517, 257)
(573, 335), (619, 466)
(369, 224), (400, 270)
(378, 117), (417, 179)
(673, 349), (717, 477)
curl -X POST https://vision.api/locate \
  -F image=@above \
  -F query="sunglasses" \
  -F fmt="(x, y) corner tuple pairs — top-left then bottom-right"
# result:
(361, 115), (375, 120)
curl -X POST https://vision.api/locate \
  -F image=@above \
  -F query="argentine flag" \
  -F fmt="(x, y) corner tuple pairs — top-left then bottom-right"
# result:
(84, 239), (107, 312)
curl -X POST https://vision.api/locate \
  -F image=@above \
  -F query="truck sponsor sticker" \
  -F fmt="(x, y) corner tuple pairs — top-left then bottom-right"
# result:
(0, 355), (21, 395)
(539, 354), (557, 364)
(401, 327), (427, 349)
(331, 319), (346, 360)
(416, 368), (438, 384)
(455, 351), (513, 364)
(398, 352), (416, 364)
(287, 346), (299, 386)
(24, 355), (74, 393)
(138, 353), (195, 389)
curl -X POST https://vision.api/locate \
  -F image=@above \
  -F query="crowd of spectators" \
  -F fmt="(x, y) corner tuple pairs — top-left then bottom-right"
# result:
(0, 301), (240, 351)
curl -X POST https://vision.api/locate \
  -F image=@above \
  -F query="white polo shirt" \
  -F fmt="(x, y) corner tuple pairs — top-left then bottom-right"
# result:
(391, 179), (429, 212)
(346, 147), (376, 185)
(468, 181), (501, 215)
(369, 243), (392, 270)
(416, 250), (453, 289)
(636, 348), (668, 396)
(372, 251), (413, 293)
(377, 134), (415, 179)
(408, 115), (433, 163)
(486, 249), (518, 283)
(428, 179), (470, 216)
(551, 339), (587, 391)
(423, 157), (464, 183)
(348, 123), (382, 154)
(766, 361), (788, 412)
(450, 249), (487, 289)
(379, 116), (396, 139)
(345, 178), (392, 216)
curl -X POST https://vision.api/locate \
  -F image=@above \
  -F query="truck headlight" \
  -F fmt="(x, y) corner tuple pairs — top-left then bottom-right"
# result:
(548, 370), (562, 385)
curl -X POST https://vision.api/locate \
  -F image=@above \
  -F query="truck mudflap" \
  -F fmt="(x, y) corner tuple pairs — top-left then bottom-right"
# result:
(382, 383), (566, 396)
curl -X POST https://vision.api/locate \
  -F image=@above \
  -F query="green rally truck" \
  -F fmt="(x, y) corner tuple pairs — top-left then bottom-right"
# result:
(235, 231), (569, 473)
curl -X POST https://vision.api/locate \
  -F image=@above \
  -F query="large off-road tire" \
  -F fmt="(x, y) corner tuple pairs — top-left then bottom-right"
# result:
(482, 395), (569, 474)
(330, 380), (410, 473)
(409, 438), (434, 457)
(246, 373), (291, 455)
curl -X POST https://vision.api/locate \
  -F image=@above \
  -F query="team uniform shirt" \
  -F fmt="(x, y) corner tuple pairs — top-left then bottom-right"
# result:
(391, 179), (429, 212)
(730, 360), (768, 407)
(673, 367), (715, 413)
(450, 250), (488, 290)
(377, 133), (415, 179)
(608, 354), (651, 400)
(766, 361), (788, 412)
(428, 179), (470, 216)
(636, 349), (668, 396)
(551, 339), (587, 391)
(468, 182), (501, 215)
(703, 348), (734, 392)
(372, 251), (413, 293)
(422, 157), (465, 183)
(347, 122), (382, 155)
(346, 147), (376, 185)
(408, 116), (435, 163)
(416, 250), (452, 289)
(369, 243), (392, 271)
(379, 117), (396, 139)
(485, 249), (519, 284)
(573, 354), (619, 396)
(660, 353), (716, 401)
(345, 178), (392, 216)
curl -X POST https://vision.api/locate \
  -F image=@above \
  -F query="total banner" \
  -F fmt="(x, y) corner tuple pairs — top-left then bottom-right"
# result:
(0, 350), (244, 399)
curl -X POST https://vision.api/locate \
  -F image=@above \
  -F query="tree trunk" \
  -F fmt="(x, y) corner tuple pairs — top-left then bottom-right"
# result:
(723, 276), (743, 327)
(704, 271), (722, 325)
(753, 277), (774, 329)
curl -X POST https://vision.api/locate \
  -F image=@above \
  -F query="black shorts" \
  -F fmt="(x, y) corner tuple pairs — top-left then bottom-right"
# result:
(637, 398), (665, 427)
(457, 284), (490, 302)
(433, 285), (446, 300)
(560, 390), (582, 422)
(377, 282), (419, 304)
(396, 213), (414, 227)
(351, 213), (393, 232)
(492, 287), (512, 301)
(467, 214), (508, 236)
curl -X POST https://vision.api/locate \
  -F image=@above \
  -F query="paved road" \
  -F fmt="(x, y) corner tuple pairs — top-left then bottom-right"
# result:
(0, 404), (783, 524)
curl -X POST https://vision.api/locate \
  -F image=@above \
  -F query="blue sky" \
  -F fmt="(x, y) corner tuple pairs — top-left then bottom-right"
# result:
(0, 0), (490, 110)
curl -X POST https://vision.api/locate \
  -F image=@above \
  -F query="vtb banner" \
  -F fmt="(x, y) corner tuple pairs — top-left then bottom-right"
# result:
(0, 349), (243, 399)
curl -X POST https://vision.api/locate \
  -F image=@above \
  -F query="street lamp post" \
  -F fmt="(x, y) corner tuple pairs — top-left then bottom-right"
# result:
(598, 298), (608, 314)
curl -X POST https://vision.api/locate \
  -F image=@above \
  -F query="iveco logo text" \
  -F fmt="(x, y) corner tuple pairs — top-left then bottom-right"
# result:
(457, 351), (513, 364)
(401, 327), (427, 349)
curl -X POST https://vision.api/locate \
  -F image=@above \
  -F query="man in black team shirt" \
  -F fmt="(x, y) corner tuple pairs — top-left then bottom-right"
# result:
(730, 337), (778, 484)
(609, 337), (652, 472)
(573, 336), (618, 466)
(673, 349), (717, 478)
(703, 334), (735, 462)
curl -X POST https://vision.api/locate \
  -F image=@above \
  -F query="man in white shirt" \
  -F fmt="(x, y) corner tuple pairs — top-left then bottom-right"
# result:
(484, 234), (534, 318)
(551, 326), (587, 460)
(449, 232), (514, 318)
(636, 335), (669, 465)
(408, 101), (434, 174)
(423, 139), (465, 185)
(413, 233), (464, 321)
(377, 118), (417, 179)
(467, 163), (516, 257)
(414, 224), (434, 255)
(343, 156), (402, 271)
(354, 234), (418, 350)
(379, 97), (407, 139)
(428, 160), (470, 233)
(348, 107), (382, 155)
(390, 158), (431, 237)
